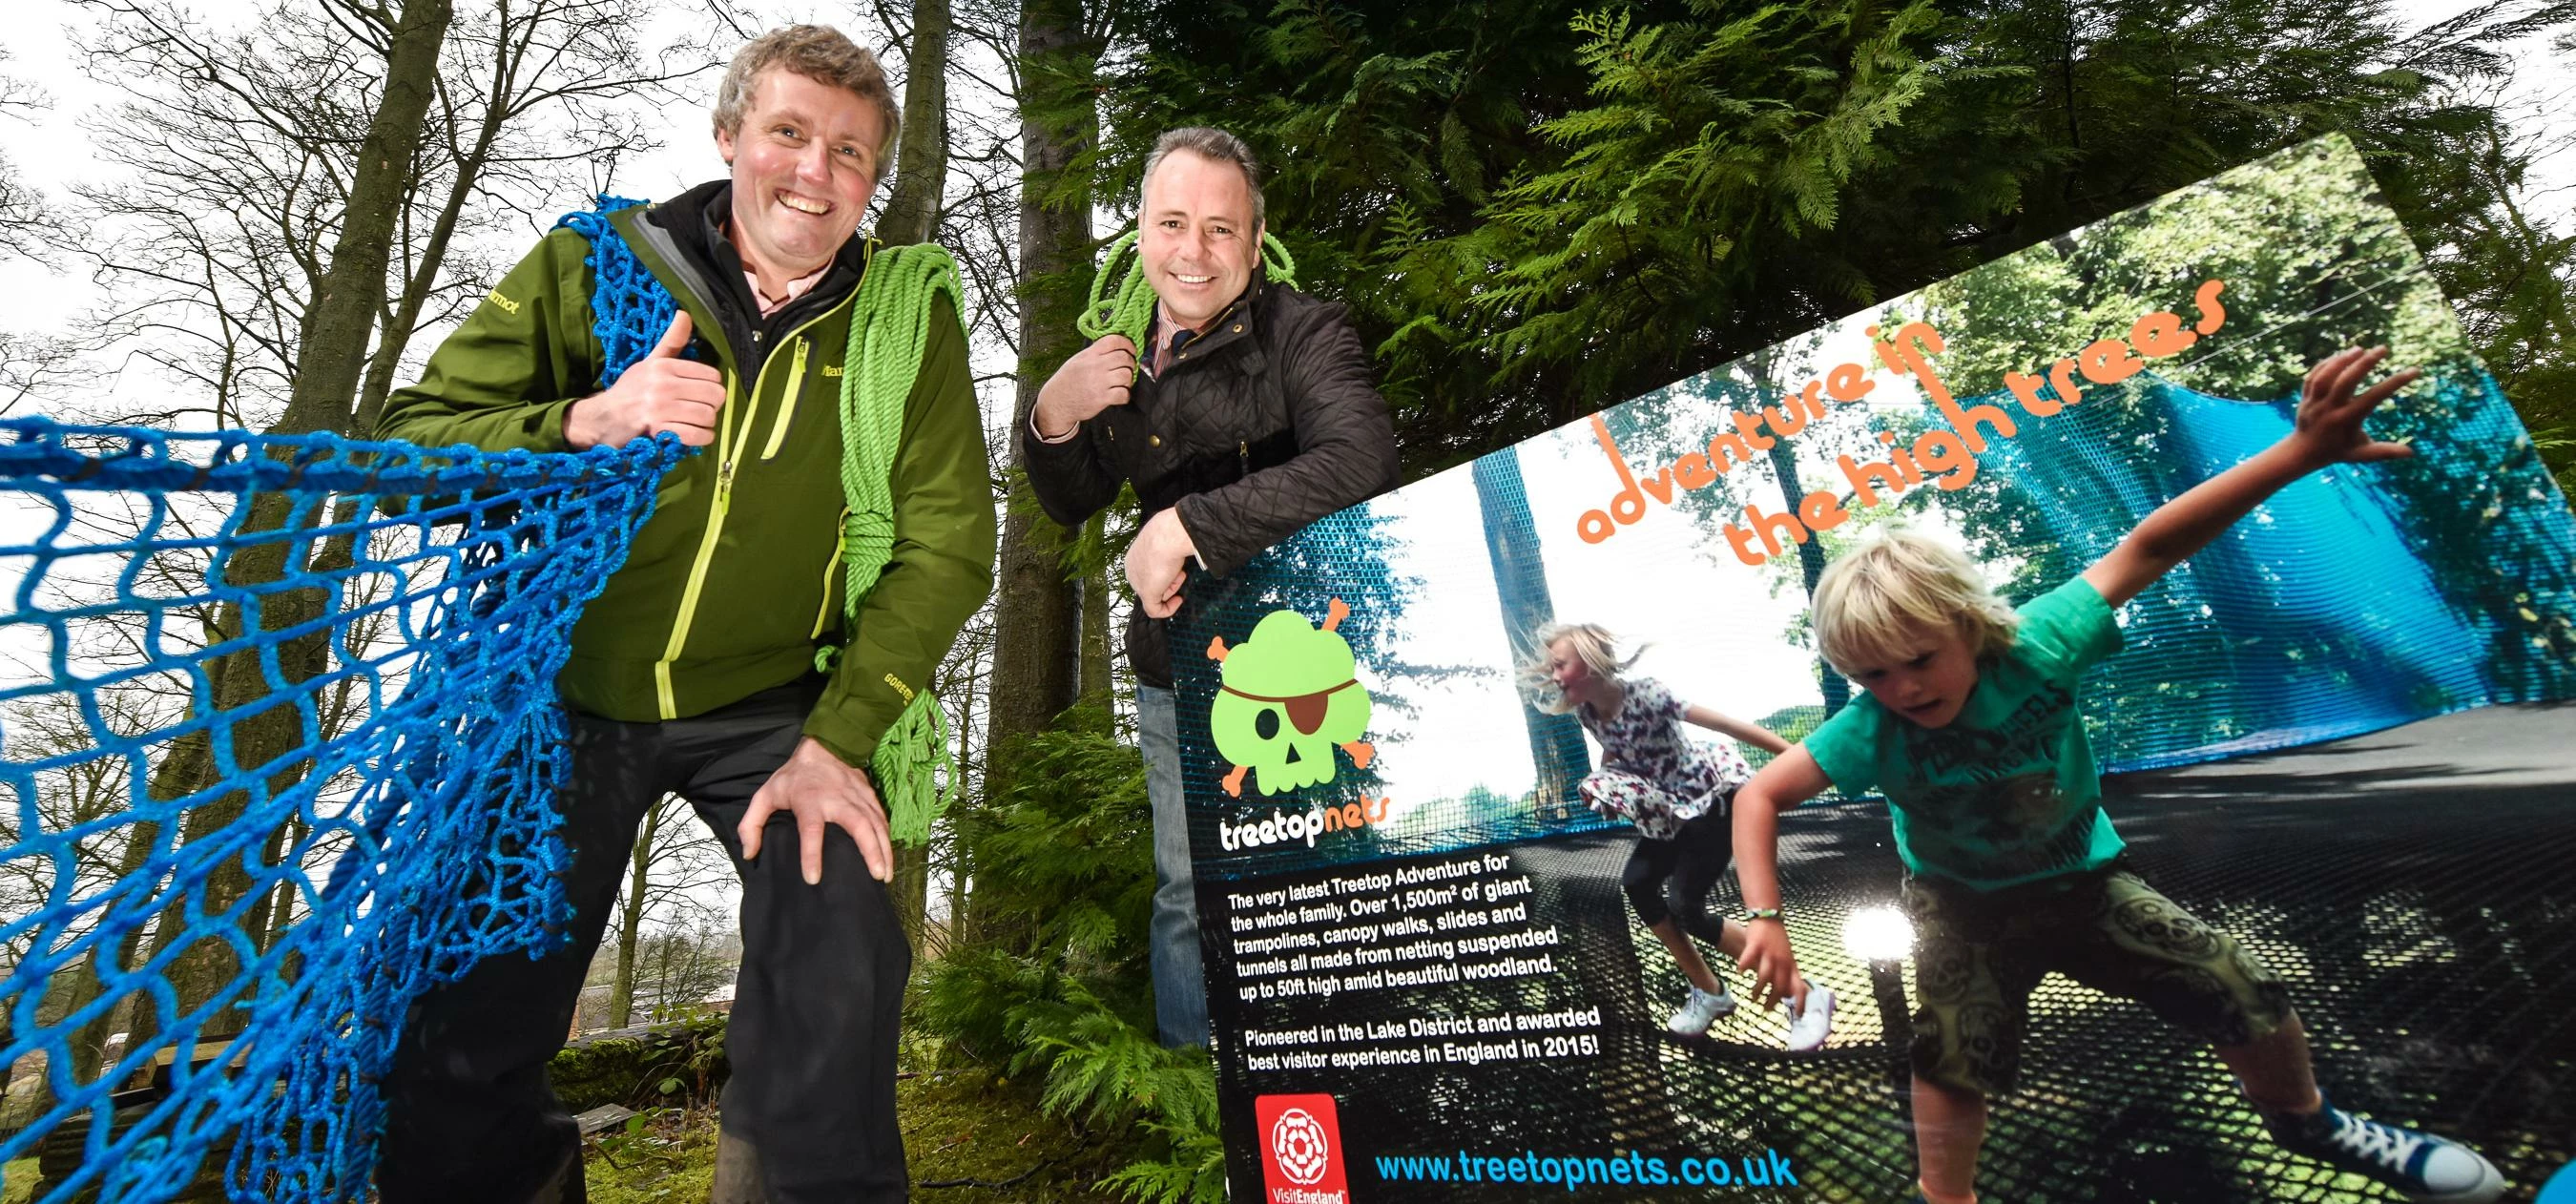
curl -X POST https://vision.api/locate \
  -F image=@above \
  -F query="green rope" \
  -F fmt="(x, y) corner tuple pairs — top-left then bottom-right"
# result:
(1076, 229), (1298, 349)
(830, 240), (969, 847)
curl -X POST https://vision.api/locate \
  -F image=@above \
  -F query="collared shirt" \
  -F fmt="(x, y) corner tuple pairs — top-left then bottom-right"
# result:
(743, 259), (829, 318)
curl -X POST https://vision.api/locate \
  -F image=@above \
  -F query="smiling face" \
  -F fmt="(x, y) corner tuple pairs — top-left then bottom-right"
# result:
(714, 68), (883, 283)
(1841, 621), (1983, 729)
(1138, 148), (1261, 333)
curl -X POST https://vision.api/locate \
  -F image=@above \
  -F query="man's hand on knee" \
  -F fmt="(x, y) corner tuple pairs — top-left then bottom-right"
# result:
(738, 737), (893, 885)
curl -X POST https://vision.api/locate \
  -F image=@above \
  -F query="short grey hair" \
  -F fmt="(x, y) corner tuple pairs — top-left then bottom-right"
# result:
(1140, 126), (1266, 232)
(712, 26), (901, 186)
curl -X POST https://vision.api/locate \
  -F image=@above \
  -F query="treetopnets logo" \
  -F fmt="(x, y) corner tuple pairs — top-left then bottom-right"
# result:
(1256, 1093), (1350, 1203)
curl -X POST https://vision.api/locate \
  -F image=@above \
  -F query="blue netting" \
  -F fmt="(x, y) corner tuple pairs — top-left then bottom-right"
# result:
(1470, 448), (1591, 809)
(0, 417), (684, 1202)
(554, 196), (677, 386)
(1961, 369), (2576, 770)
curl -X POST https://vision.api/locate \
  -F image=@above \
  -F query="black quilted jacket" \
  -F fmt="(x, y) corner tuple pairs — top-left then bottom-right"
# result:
(1023, 270), (1402, 687)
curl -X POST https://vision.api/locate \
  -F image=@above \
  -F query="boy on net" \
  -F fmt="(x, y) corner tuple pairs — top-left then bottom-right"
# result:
(1729, 348), (2505, 1204)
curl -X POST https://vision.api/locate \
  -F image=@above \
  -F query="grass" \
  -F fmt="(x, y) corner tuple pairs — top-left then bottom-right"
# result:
(584, 1069), (1126, 1204)
(584, 1109), (720, 1204)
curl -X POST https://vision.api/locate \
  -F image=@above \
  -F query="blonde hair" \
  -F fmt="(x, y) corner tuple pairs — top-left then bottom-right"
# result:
(1812, 529), (2020, 675)
(1518, 622), (1642, 716)
(713, 26), (902, 186)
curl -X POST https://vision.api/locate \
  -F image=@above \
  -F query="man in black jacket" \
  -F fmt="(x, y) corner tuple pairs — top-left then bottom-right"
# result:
(1023, 126), (1400, 1048)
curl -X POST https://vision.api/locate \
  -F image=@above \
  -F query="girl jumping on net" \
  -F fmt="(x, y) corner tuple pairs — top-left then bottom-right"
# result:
(1524, 623), (1836, 1049)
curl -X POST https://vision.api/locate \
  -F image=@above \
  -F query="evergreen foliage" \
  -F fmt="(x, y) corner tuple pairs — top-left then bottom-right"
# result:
(1106, 0), (2575, 487)
(913, 707), (1222, 1202)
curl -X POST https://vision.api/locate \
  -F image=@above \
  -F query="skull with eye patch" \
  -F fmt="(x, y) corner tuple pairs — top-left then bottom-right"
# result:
(1207, 598), (1376, 797)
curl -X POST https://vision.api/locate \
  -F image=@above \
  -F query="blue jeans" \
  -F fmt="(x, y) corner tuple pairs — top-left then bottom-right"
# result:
(1137, 685), (1210, 1048)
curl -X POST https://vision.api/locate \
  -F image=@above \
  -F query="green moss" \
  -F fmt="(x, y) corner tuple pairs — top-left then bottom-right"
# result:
(583, 1109), (719, 1204)
(903, 1070), (1130, 1202)
(580, 1069), (1127, 1202)
(3, 1157), (36, 1204)
(551, 1015), (730, 1113)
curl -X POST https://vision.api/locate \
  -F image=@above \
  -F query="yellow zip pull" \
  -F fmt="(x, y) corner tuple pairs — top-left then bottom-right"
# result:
(763, 337), (811, 460)
(812, 505), (850, 639)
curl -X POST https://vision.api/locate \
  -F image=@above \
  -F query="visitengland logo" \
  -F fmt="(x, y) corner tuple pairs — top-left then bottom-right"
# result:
(1274, 1110), (1330, 1183)
(1255, 1093), (1351, 1203)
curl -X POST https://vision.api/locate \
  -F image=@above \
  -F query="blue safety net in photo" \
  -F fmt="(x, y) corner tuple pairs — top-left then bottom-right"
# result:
(0, 417), (680, 1203)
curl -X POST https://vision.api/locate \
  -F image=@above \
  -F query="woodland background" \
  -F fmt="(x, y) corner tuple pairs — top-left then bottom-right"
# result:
(0, 0), (2571, 1198)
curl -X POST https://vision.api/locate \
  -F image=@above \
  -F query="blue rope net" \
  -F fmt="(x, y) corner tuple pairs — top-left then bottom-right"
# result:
(553, 196), (675, 387)
(1956, 368), (2576, 770)
(0, 417), (683, 1202)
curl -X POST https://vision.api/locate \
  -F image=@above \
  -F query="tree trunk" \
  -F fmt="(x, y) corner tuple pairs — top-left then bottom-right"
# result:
(868, 0), (955, 985)
(891, 843), (930, 959)
(1763, 437), (1849, 717)
(1471, 449), (1589, 818)
(936, 660), (980, 961)
(1078, 516), (1112, 705)
(986, 0), (1091, 754)
(611, 801), (661, 1030)
(876, 0), (950, 249)
(352, 64), (506, 438)
(277, 0), (455, 439)
(972, 0), (1095, 943)
(1748, 344), (1849, 721)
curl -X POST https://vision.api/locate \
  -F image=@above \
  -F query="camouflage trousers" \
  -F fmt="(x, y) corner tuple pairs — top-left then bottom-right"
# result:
(1903, 861), (2293, 1098)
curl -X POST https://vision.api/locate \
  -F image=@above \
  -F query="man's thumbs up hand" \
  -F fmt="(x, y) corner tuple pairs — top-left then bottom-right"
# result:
(566, 310), (728, 450)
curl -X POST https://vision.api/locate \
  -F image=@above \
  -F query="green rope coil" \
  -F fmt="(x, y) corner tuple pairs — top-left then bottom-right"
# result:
(1076, 229), (1298, 349)
(834, 240), (969, 846)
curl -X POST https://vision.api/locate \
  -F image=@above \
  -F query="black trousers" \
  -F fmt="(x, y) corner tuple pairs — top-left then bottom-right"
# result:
(1618, 807), (1735, 943)
(377, 679), (912, 1204)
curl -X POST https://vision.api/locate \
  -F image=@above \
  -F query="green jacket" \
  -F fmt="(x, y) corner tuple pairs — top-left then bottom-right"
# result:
(379, 196), (996, 768)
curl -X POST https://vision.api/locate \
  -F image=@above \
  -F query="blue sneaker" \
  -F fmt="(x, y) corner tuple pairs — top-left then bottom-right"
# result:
(2266, 1096), (2505, 1203)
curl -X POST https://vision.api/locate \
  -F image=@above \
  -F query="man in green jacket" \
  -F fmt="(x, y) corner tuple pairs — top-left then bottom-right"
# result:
(371, 26), (993, 1204)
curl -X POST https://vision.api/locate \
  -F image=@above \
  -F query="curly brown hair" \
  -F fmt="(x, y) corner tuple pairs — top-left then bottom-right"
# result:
(713, 26), (901, 186)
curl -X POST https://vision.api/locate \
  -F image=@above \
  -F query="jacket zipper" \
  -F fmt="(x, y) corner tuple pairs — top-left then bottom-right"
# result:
(653, 300), (849, 717)
(811, 506), (849, 639)
(760, 336), (810, 460)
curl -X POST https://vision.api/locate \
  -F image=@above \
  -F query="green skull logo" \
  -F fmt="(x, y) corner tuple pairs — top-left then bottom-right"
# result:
(1207, 598), (1376, 797)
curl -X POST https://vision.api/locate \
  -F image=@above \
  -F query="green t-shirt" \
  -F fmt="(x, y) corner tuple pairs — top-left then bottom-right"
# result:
(1802, 576), (2128, 891)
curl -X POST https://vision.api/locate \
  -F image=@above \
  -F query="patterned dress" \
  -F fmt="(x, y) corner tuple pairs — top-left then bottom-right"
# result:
(1577, 676), (1755, 841)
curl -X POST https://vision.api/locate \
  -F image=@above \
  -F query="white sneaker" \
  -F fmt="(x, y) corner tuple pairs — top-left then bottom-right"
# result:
(1665, 985), (1736, 1036)
(1782, 984), (1836, 1051)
